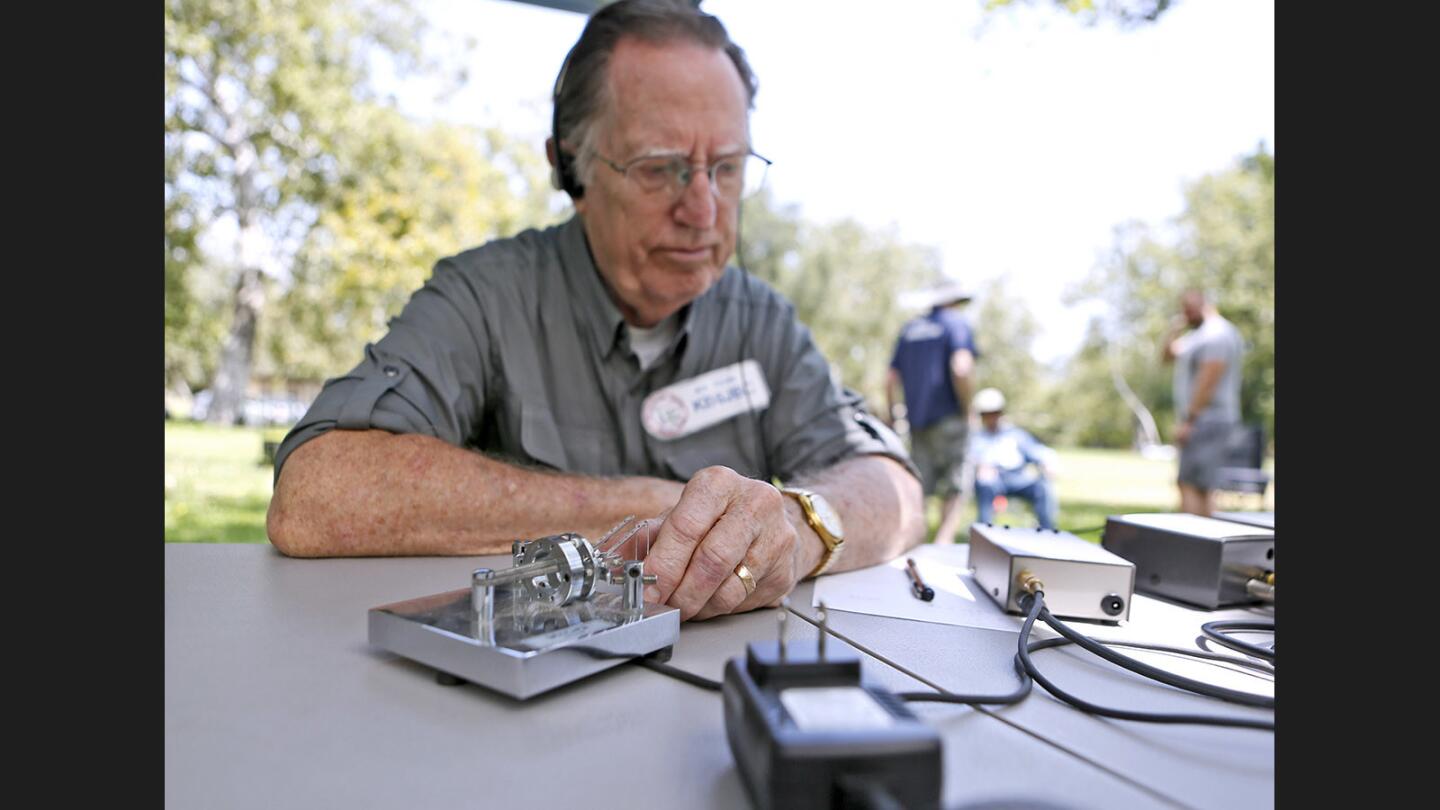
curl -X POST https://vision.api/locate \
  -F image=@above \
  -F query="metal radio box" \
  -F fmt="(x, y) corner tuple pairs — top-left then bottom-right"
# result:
(1101, 513), (1274, 609)
(969, 524), (1135, 623)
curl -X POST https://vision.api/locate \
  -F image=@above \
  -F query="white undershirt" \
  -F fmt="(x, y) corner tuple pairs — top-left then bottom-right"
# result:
(627, 314), (680, 371)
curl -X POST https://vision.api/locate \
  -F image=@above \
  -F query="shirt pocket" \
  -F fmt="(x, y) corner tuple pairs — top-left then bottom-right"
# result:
(518, 402), (618, 475)
(519, 402), (568, 470)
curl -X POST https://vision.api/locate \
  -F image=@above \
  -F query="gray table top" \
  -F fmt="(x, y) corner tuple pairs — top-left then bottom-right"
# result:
(166, 544), (1274, 810)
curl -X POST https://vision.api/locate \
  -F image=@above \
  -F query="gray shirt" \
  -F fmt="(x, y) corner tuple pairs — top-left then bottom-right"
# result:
(1173, 313), (1244, 425)
(275, 216), (916, 485)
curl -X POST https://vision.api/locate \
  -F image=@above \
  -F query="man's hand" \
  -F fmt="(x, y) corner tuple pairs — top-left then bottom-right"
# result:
(641, 466), (812, 621)
(1175, 420), (1193, 447)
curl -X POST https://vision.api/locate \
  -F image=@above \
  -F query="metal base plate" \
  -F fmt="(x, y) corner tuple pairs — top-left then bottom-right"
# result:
(369, 585), (680, 700)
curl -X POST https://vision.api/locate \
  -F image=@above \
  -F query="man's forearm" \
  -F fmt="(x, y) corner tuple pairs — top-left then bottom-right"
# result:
(949, 349), (975, 412)
(267, 429), (685, 557)
(787, 455), (926, 576)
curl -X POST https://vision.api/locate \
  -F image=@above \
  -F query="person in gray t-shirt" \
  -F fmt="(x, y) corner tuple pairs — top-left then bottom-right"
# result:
(266, 0), (925, 622)
(1161, 289), (1244, 516)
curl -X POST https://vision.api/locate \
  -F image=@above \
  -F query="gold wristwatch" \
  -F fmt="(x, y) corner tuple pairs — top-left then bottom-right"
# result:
(779, 487), (846, 579)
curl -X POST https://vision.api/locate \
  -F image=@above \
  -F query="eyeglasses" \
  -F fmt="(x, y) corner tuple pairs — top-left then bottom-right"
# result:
(596, 150), (771, 201)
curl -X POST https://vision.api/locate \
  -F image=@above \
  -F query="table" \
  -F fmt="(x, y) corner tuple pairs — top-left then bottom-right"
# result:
(165, 544), (1274, 809)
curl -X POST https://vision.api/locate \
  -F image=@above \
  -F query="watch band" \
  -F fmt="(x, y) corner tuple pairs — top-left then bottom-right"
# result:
(780, 487), (845, 579)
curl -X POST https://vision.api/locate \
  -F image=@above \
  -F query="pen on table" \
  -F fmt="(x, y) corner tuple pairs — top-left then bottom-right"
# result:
(905, 557), (934, 601)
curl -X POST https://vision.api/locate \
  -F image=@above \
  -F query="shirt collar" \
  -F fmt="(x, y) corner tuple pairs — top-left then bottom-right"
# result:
(557, 215), (628, 357)
(557, 214), (700, 361)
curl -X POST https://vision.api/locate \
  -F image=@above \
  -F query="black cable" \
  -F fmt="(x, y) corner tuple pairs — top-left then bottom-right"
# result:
(1201, 619), (1276, 663)
(633, 656), (722, 692)
(835, 774), (905, 810)
(1034, 598), (1274, 709)
(1106, 639), (1273, 677)
(1017, 592), (1274, 731)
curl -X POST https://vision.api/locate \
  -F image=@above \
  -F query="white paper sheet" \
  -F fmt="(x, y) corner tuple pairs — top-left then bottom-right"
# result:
(812, 543), (1020, 634)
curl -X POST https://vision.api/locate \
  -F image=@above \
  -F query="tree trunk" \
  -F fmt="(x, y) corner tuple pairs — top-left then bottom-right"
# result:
(207, 266), (265, 425)
(206, 136), (265, 427)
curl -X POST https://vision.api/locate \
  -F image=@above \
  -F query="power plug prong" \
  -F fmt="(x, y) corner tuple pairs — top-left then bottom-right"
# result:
(817, 601), (828, 659)
(778, 597), (789, 661)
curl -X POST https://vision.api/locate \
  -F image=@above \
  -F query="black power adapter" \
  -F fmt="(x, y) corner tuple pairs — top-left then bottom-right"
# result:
(722, 605), (942, 810)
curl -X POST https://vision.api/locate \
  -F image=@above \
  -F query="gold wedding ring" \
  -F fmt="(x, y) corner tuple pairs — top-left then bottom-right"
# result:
(734, 563), (757, 596)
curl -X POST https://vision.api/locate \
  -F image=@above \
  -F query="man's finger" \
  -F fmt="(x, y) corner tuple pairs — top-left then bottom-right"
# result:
(643, 470), (733, 604)
(666, 508), (762, 618)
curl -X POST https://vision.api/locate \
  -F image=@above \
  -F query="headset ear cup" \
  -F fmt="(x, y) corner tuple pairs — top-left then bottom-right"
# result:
(551, 127), (584, 198)
(552, 45), (584, 199)
(560, 156), (584, 199)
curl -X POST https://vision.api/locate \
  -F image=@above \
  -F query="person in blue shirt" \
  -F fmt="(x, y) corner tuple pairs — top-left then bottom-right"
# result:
(886, 282), (979, 544)
(967, 387), (1059, 530)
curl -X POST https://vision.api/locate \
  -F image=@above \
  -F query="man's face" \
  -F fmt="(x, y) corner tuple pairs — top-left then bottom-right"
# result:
(981, 412), (1002, 432)
(1181, 293), (1205, 327)
(575, 38), (749, 327)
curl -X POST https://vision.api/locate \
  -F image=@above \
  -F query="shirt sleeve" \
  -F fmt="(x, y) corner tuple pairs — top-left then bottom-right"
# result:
(945, 313), (978, 358)
(1018, 429), (1055, 468)
(273, 258), (493, 479)
(1192, 326), (1231, 365)
(752, 292), (920, 484)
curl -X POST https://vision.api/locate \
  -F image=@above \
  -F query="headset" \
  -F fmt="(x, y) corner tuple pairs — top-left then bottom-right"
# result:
(550, 42), (586, 199)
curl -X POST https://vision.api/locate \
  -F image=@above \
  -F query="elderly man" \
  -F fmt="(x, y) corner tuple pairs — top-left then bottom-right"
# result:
(266, 0), (925, 622)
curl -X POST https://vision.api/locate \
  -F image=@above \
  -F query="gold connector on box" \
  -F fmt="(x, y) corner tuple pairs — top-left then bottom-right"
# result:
(1017, 570), (1045, 595)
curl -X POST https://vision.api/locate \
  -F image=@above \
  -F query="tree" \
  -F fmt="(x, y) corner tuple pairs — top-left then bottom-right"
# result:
(166, 0), (556, 416)
(270, 119), (557, 379)
(968, 278), (1049, 439)
(740, 191), (945, 407)
(982, 0), (1178, 28)
(1063, 145), (1275, 448)
(165, 0), (433, 423)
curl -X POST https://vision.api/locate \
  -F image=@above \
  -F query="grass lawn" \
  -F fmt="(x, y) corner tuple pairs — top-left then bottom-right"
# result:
(165, 421), (280, 542)
(164, 421), (1275, 544)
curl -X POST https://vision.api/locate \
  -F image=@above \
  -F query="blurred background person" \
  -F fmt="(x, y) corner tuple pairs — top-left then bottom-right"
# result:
(968, 387), (1058, 530)
(1161, 289), (1243, 517)
(886, 282), (979, 544)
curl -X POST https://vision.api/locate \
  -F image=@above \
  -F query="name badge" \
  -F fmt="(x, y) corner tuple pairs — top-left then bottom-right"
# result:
(641, 359), (770, 441)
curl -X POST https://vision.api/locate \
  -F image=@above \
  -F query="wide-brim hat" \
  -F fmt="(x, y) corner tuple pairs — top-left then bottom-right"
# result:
(930, 281), (973, 307)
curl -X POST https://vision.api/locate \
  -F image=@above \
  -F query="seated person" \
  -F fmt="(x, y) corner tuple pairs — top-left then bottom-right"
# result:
(967, 388), (1058, 530)
(264, 0), (925, 623)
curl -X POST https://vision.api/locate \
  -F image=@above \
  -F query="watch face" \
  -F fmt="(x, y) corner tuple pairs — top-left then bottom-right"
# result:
(807, 492), (845, 540)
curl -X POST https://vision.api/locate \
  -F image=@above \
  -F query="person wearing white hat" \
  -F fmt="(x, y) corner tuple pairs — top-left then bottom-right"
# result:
(967, 388), (1059, 530)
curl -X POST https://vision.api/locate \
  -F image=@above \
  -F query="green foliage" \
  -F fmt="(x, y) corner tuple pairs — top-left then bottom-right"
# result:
(165, 0), (556, 396)
(1060, 145), (1275, 448)
(269, 119), (559, 379)
(982, 0), (1177, 27)
(740, 190), (945, 407)
(165, 147), (226, 388)
(1039, 319), (1138, 447)
(969, 278), (1048, 437)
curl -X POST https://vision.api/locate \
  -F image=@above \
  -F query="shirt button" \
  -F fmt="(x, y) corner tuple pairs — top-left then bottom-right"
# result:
(383, 366), (399, 377)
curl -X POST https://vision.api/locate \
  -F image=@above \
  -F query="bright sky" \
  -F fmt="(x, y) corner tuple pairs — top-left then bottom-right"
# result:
(401, 0), (1275, 364)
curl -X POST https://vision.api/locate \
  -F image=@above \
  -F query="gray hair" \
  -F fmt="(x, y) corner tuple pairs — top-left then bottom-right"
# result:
(552, 0), (759, 196)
